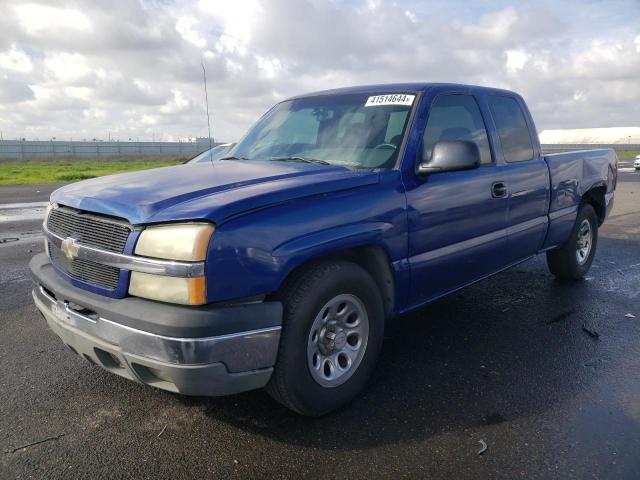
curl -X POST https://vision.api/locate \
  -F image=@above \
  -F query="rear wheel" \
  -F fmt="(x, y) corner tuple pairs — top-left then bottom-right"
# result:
(266, 260), (384, 416)
(546, 204), (598, 280)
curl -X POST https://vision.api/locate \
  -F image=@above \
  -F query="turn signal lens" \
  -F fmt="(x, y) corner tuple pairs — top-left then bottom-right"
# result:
(128, 272), (206, 305)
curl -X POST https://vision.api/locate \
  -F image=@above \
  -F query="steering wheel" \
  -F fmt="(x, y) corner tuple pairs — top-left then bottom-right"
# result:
(373, 143), (397, 150)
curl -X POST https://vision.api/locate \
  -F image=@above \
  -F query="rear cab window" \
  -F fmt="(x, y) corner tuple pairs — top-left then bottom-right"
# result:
(488, 96), (534, 163)
(422, 94), (493, 165)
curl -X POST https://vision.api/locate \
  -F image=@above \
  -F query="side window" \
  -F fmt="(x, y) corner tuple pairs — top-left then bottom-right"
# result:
(488, 96), (534, 163)
(422, 94), (492, 165)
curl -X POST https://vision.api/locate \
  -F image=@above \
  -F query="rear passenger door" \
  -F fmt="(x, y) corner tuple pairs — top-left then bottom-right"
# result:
(486, 95), (549, 263)
(404, 91), (510, 305)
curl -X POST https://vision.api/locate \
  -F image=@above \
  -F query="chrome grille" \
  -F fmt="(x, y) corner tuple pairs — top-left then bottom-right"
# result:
(47, 207), (132, 290)
(50, 244), (120, 289)
(47, 207), (131, 253)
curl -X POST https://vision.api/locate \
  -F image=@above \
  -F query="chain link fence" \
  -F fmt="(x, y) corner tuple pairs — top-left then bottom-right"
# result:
(0, 140), (637, 161)
(0, 140), (216, 161)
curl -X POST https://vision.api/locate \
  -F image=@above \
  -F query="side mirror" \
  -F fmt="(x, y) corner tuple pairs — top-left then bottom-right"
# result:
(417, 140), (481, 174)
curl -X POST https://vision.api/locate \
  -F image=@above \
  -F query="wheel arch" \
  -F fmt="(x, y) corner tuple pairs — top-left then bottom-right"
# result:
(274, 245), (396, 320)
(581, 184), (607, 225)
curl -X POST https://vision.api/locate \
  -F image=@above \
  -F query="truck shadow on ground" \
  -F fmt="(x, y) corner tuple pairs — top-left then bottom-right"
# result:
(179, 237), (639, 450)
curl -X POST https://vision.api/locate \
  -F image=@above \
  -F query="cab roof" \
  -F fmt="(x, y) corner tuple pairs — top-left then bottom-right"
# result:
(286, 82), (518, 100)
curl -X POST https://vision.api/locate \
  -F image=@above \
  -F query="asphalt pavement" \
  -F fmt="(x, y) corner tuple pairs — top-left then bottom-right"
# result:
(1, 172), (639, 479)
(0, 183), (65, 204)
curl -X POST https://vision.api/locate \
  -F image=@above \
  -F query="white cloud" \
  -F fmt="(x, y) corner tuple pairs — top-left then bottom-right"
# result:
(83, 108), (106, 120)
(44, 53), (92, 82)
(256, 56), (282, 79)
(140, 114), (159, 125)
(198, 0), (263, 45)
(0, 0), (638, 141)
(404, 10), (417, 23)
(175, 16), (207, 48)
(460, 8), (519, 45)
(0, 45), (33, 73)
(13, 4), (92, 34)
(160, 90), (192, 114)
(505, 49), (530, 73)
(65, 86), (92, 101)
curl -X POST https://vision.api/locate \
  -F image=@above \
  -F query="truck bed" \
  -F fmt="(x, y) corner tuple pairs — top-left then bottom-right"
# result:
(542, 148), (617, 248)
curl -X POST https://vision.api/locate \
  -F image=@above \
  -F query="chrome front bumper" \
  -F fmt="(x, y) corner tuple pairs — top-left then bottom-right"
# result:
(31, 260), (282, 396)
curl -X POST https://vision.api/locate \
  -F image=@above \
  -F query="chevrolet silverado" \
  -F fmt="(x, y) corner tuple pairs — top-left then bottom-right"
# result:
(30, 83), (617, 415)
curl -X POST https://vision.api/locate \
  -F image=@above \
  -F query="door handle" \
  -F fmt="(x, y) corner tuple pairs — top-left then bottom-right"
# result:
(491, 182), (508, 198)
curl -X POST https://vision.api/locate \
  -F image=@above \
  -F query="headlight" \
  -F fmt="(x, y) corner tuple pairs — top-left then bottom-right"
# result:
(134, 223), (214, 261)
(129, 272), (206, 305)
(130, 223), (213, 305)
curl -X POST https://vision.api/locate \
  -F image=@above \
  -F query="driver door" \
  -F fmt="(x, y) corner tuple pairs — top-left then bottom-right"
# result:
(404, 92), (510, 305)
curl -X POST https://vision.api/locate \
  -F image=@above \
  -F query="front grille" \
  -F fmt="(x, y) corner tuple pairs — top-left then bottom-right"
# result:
(50, 245), (121, 289)
(47, 207), (132, 290)
(48, 207), (131, 253)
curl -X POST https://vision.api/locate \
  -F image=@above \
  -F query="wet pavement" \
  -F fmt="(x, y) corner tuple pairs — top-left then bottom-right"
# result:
(1, 172), (639, 479)
(0, 183), (64, 204)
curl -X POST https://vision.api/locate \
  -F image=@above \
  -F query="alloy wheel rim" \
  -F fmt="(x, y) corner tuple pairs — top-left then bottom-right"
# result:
(307, 294), (369, 388)
(576, 219), (592, 265)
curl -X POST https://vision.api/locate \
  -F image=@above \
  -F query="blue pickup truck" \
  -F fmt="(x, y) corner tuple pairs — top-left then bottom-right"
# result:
(30, 83), (617, 415)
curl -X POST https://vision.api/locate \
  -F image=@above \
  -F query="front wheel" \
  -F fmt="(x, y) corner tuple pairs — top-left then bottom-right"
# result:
(546, 204), (598, 280)
(266, 260), (384, 416)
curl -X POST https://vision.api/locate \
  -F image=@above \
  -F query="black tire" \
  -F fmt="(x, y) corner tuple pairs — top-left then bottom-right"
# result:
(546, 204), (598, 280)
(266, 260), (385, 416)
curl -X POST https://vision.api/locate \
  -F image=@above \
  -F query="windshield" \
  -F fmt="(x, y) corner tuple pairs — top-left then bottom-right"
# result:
(188, 143), (233, 163)
(229, 92), (416, 169)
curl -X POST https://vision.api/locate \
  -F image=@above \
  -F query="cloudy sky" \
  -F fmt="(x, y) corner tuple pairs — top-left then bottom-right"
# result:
(0, 0), (638, 142)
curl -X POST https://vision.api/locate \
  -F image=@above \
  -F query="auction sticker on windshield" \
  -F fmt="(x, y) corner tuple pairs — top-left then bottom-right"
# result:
(365, 94), (415, 107)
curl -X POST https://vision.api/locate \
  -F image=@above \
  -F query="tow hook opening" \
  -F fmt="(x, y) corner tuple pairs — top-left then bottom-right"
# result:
(67, 302), (99, 321)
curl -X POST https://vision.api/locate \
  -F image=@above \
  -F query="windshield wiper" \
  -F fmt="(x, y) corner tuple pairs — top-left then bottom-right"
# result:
(269, 156), (332, 166)
(219, 156), (249, 161)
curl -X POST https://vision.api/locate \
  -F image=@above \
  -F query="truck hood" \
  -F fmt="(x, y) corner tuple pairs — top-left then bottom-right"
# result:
(50, 160), (379, 225)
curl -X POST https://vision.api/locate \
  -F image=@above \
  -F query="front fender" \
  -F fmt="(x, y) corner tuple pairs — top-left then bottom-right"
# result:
(272, 222), (393, 258)
(204, 171), (407, 303)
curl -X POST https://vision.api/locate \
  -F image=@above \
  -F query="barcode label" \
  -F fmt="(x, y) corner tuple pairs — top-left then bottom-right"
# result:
(365, 94), (415, 107)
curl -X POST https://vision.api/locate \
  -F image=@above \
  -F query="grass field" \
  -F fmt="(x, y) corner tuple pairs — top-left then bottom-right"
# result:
(615, 150), (640, 161)
(0, 148), (637, 186)
(0, 158), (184, 185)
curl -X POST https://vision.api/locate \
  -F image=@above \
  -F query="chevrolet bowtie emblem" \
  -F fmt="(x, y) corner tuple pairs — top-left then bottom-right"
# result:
(60, 237), (80, 261)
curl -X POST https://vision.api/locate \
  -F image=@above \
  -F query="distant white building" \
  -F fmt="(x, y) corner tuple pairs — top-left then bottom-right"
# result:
(179, 137), (216, 143)
(539, 127), (640, 144)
